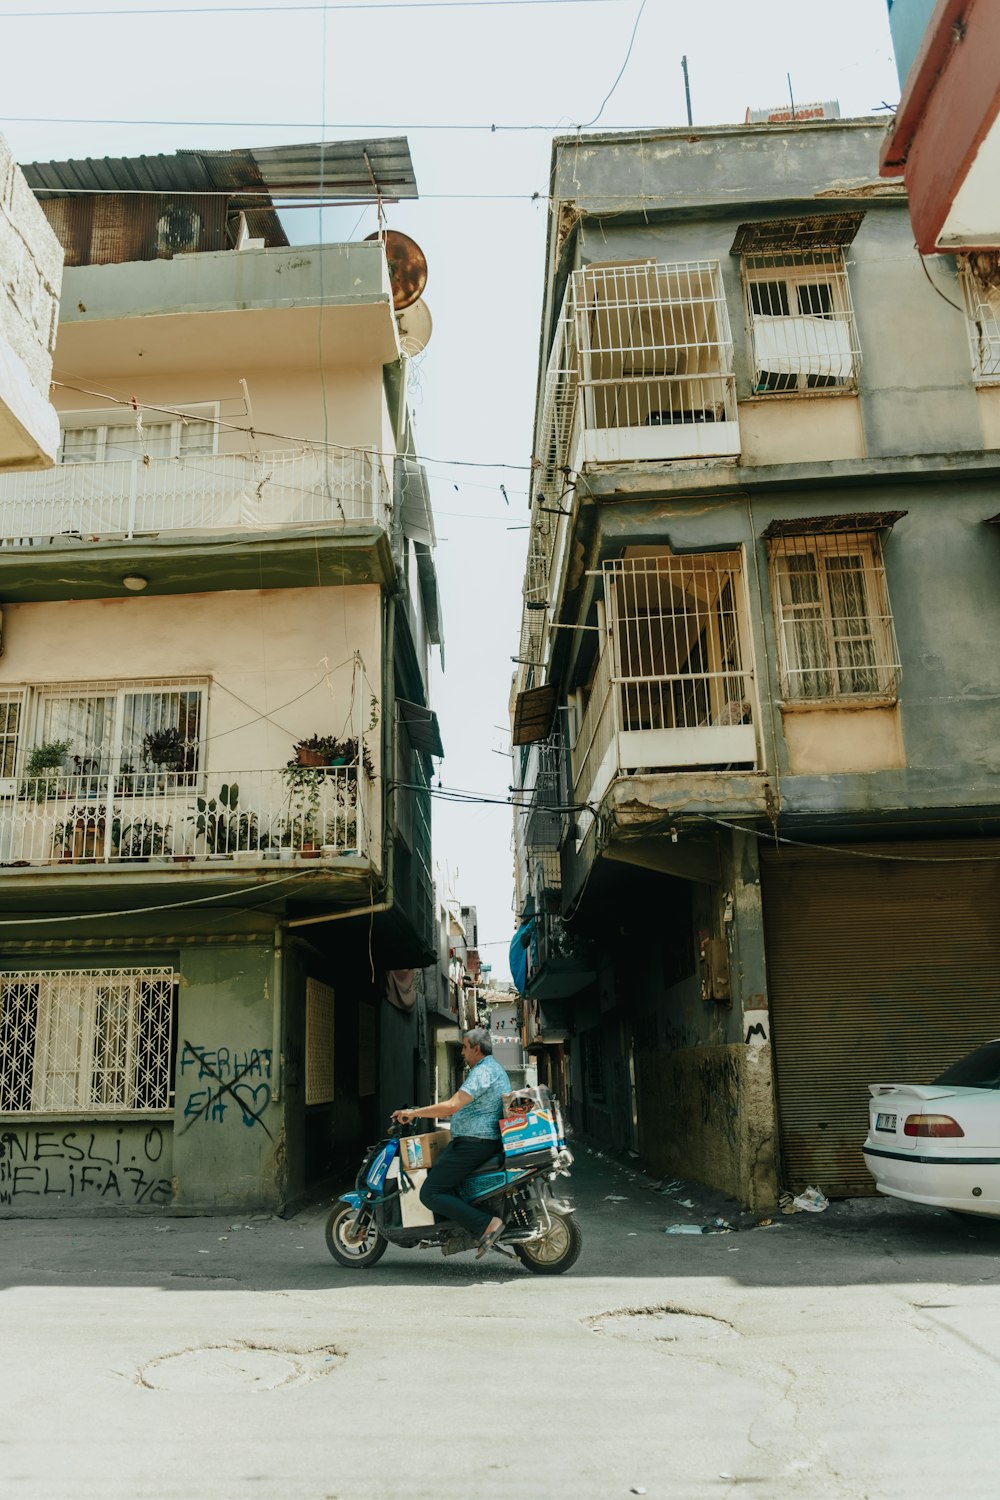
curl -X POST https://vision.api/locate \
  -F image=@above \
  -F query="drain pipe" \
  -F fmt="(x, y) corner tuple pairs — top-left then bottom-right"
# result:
(271, 922), (285, 1103)
(286, 899), (389, 930)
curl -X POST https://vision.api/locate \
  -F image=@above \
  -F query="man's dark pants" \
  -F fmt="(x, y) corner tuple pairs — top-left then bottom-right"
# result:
(419, 1136), (499, 1237)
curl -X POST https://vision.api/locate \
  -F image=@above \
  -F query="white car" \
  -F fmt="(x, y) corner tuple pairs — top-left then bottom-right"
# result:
(863, 1042), (1000, 1219)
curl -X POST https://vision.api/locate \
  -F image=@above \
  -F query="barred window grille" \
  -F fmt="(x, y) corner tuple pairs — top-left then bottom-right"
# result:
(768, 531), (900, 701)
(0, 692), (23, 780)
(742, 250), (860, 393)
(31, 680), (205, 790)
(0, 968), (175, 1113)
(958, 257), (1000, 380)
(605, 552), (754, 734)
(59, 405), (218, 464)
(575, 260), (736, 431)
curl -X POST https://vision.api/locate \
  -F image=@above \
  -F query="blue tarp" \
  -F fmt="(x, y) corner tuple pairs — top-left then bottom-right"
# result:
(509, 918), (535, 995)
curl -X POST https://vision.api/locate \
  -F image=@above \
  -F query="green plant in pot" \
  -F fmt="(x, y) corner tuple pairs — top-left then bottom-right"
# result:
(120, 816), (167, 859)
(52, 802), (122, 861)
(191, 783), (265, 855)
(22, 740), (71, 802)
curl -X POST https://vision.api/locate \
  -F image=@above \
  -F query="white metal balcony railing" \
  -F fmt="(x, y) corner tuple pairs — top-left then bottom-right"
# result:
(570, 554), (759, 808)
(536, 261), (740, 489)
(0, 767), (371, 867)
(0, 448), (389, 546)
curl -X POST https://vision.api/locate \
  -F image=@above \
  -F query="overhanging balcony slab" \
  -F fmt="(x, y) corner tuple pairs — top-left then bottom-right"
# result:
(0, 526), (394, 602)
(56, 242), (399, 376)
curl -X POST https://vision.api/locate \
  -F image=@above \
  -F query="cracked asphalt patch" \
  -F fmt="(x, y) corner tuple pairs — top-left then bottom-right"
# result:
(137, 1341), (345, 1391)
(585, 1303), (739, 1343)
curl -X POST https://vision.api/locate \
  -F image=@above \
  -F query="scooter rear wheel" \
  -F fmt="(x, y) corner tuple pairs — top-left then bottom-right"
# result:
(514, 1209), (582, 1275)
(325, 1203), (388, 1268)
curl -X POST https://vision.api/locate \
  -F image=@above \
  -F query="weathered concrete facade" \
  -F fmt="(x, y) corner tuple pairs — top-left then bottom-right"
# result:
(0, 132), (62, 468)
(0, 142), (443, 1216)
(513, 121), (1000, 1210)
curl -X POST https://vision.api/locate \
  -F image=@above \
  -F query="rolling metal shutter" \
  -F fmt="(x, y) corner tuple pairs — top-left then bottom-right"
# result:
(760, 840), (1000, 1195)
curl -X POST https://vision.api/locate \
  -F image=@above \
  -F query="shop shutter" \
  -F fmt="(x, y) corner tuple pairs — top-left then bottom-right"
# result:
(760, 840), (1000, 1195)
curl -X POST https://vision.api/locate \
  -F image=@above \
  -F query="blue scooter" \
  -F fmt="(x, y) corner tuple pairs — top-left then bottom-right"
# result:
(325, 1118), (580, 1273)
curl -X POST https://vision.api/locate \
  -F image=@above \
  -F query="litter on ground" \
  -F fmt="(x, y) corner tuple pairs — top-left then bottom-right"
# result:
(780, 1186), (830, 1215)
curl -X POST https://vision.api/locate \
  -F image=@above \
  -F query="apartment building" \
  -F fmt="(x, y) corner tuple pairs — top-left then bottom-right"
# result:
(0, 140), (444, 1215)
(512, 119), (1000, 1209)
(0, 131), (62, 469)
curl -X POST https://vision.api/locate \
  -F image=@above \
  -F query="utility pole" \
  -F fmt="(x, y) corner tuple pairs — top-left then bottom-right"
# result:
(681, 55), (693, 128)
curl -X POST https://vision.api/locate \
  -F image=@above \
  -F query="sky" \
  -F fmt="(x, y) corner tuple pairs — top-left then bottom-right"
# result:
(0, 0), (902, 977)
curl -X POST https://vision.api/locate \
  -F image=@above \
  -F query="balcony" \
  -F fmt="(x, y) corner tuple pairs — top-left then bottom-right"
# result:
(523, 909), (594, 1002)
(571, 552), (760, 809)
(534, 260), (739, 499)
(0, 447), (389, 548)
(0, 765), (373, 870)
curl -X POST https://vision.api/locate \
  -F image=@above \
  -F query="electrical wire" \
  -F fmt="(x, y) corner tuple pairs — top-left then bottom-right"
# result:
(575, 0), (646, 130)
(0, 870), (309, 927)
(1, 0), (632, 15)
(696, 811), (1000, 862)
(51, 381), (533, 472)
(917, 248), (966, 314)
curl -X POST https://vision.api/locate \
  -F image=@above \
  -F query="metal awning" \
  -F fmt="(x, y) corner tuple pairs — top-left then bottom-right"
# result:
(731, 212), (865, 256)
(396, 457), (435, 546)
(397, 700), (444, 759)
(21, 138), (418, 203)
(762, 511), (907, 539)
(512, 684), (558, 746)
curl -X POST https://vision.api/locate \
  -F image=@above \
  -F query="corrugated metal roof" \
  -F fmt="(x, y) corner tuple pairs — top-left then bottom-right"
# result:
(21, 138), (417, 203)
(762, 510), (907, 538)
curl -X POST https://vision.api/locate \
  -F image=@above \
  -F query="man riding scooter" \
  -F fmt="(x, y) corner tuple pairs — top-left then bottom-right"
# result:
(392, 1027), (510, 1259)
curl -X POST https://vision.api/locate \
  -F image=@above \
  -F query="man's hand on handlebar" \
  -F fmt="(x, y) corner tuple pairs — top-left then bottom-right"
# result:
(392, 1108), (418, 1124)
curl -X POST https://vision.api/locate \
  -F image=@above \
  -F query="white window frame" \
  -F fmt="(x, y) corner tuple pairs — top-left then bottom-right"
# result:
(768, 531), (900, 704)
(58, 403), (221, 464)
(742, 250), (861, 395)
(0, 967), (176, 1115)
(958, 257), (1000, 383)
(16, 678), (209, 794)
(0, 688), (27, 797)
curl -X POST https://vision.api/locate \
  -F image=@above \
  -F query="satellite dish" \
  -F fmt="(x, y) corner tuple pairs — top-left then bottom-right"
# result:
(366, 229), (428, 310)
(397, 298), (433, 355)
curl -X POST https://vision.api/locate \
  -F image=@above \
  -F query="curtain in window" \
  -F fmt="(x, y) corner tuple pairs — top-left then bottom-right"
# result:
(825, 554), (879, 692)
(121, 690), (201, 777)
(40, 694), (114, 777)
(778, 555), (831, 698)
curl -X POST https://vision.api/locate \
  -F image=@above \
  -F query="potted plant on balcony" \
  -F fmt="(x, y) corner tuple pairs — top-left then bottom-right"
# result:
(119, 816), (167, 861)
(22, 740), (71, 802)
(52, 803), (121, 863)
(190, 782), (266, 858)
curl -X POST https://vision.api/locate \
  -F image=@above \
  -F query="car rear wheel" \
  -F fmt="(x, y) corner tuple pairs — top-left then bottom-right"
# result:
(514, 1210), (582, 1275)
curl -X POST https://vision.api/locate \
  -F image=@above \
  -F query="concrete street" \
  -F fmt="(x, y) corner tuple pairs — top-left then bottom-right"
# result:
(3, 1149), (999, 1500)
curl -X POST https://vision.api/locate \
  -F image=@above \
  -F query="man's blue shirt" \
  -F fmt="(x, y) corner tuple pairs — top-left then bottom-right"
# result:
(452, 1055), (510, 1139)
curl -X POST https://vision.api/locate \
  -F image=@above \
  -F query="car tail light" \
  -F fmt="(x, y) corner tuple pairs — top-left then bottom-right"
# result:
(903, 1114), (965, 1138)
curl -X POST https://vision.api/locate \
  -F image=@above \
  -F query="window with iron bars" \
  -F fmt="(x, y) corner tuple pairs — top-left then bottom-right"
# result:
(11, 679), (206, 795)
(576, 260), (737, 432)
(58, 404), (219, 464)
(0, 968), (176, 1113)
(958, 255), (1000, 381)
(768, 531), (900, 702)
(742, 250), (860, 394)
(607, 551), (754, 735)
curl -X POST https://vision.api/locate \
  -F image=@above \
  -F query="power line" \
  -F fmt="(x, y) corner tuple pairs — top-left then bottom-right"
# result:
(0, 114), (632, 133)
(1, 0), (631, 15)
(50, 380), (535, 472)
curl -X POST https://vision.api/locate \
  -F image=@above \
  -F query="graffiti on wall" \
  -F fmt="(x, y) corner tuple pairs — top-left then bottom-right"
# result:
(0, 1125), (171, 1205)
(179, 1040), (274, 1136)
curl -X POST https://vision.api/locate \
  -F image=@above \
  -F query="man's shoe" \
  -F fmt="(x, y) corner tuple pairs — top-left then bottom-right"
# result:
(475, 1217), (504, 1259)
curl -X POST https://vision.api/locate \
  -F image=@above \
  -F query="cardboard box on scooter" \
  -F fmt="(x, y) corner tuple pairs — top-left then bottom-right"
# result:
(399, 1130), (450, 1173)
(398, 1166), (437, 1228)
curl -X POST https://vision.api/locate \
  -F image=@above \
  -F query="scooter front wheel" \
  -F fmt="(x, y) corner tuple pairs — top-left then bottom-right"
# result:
(514, 1209), (582, 1275)
(325, 1203), (388, 1268)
